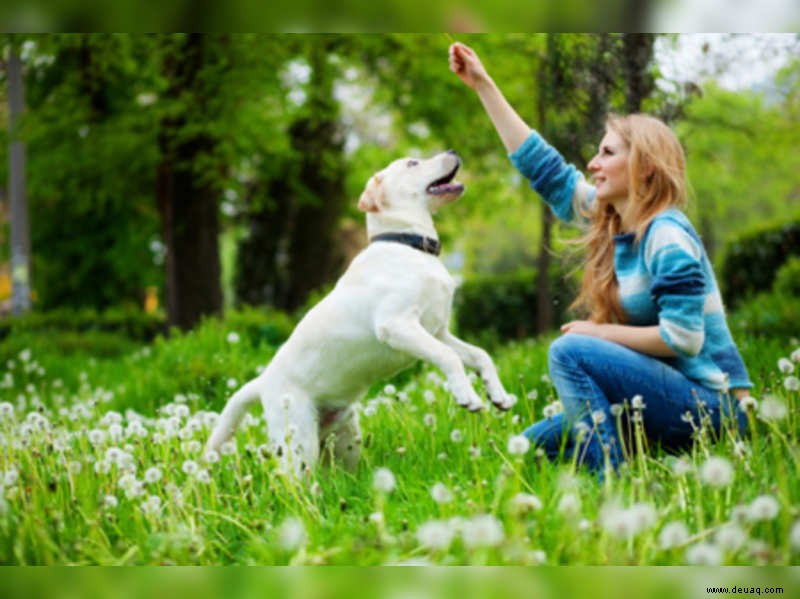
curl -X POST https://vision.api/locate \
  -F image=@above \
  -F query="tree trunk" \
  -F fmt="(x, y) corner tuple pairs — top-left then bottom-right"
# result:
(622, 34), (655, 114)
(7, 39), (31, 316)
(157, 34), (223, 331)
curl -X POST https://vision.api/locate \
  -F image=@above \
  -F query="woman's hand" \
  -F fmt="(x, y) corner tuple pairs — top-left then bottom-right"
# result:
(449, 42), (491, 90)
(561, 321), (678, 358)
(560, 320), (606, 338)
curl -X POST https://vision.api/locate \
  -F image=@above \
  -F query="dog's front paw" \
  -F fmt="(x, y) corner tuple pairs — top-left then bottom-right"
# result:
(489, 389), (516, 411)
(454, 385), (485, 412)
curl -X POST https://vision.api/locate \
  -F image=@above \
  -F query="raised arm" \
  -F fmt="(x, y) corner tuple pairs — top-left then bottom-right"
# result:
(448, 42), (531, 154)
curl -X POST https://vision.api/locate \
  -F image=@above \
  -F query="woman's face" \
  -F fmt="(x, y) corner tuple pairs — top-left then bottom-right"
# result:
(588, 129), (630, 207)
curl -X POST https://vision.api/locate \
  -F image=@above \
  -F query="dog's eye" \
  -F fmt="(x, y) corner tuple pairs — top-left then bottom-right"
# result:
(406, 160), (419, 167)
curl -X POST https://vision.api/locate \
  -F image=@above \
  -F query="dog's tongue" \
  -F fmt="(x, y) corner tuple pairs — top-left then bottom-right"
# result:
(428, 182), (464, 195)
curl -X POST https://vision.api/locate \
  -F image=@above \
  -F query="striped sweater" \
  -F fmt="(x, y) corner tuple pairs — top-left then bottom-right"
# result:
(510, 130), (751, 391)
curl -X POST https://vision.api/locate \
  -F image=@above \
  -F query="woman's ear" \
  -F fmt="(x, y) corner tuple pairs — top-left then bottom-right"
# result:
(357, 174), (386, 212)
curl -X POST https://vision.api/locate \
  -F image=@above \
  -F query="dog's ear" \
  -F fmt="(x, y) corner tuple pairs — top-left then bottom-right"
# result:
(357, 174), (386, 213)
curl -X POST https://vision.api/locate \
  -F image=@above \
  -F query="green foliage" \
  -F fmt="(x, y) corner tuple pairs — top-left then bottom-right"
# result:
(454, 267), (575, 343)
(720, 220), (800, 309)
(773, 255), (800, 298)
(0, 307), (165, 343)
(728, 291), (800, 339)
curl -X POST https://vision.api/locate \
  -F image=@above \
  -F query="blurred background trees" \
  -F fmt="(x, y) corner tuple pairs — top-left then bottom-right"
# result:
(1, 33), (798, 336)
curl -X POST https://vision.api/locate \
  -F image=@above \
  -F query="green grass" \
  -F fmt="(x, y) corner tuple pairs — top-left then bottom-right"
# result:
(0, 319), (797, 565)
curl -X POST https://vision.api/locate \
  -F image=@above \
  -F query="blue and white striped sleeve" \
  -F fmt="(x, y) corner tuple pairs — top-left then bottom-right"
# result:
(508, 131), (595, 225)
(645, 223), (706, 357)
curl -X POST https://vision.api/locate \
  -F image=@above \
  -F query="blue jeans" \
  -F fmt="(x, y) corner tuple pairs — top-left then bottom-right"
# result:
(523, 334), (747, 475)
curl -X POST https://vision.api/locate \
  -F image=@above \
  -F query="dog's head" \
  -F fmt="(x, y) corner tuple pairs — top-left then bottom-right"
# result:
(357, 151), (465, 215)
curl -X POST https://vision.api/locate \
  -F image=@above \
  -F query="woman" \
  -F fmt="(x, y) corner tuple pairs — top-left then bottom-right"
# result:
(448, 42), (752, 476)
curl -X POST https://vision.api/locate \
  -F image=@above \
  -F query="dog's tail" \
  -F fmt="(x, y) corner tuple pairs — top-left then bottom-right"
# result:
(205, 378), (262, 454)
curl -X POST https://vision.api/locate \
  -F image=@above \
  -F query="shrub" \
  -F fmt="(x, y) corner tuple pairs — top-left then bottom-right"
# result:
(0, 307), (165, 342)
(728, 291), (800, 339)
(720, 220), (800, 309)
(454, 267), (575, 343)
(772, 256), (800, 299)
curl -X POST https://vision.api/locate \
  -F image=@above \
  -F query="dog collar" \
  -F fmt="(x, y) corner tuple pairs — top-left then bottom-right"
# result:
(370, 233), (441, 256)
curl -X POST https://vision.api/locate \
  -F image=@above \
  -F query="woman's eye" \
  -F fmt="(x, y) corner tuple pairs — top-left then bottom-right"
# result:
(407, 160), (419, 167)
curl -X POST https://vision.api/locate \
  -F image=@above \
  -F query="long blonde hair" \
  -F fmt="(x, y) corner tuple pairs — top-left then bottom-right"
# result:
(572, 113), (688, 323)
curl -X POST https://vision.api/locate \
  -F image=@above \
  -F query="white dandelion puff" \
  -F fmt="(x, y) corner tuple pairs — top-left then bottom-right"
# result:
(778, 357), (794, 373)
(383, 384), (397, 396)
(373, 467), (396, 494)
(790, 521), (800, 551)
(510, 493), (543, 515)
(195, 469), (211, 484)
(431, 482), (453, 504)
(686, 542), (722, 565)
(791, 348), (800, 363)
(416, 520), (454, 551)
(203, 450), (220, 464)
(226, 332), (240, 344)
(226, 378), (238, 389)
(277, 517), (307, 552)
(631, 395), (646, 410)
(4, 469), (18, 487)
(747, 495), (779, 522)
(423, 390), (436, 404)
(423, 413), (436, 428)
(507, 434), (530, 456)
(699, 456), (734, 488)
(461, 514), (504, 549)
(144, 467), (162, 484)
(591, 410), (607, 425)
(220, 441), (237, 456)
(182, 460), (199, 475)
(103, 495), (119, 510)
(738, 396), (758, 413)
(715, 523), (747, 552)
(758, 396), (787, 421)
(659, 521), (690, 550)
(557, 493), (582, 517)
(784, 376), (799, 392)
(450, 429), (463, 443)
(610, 404), (624, 417)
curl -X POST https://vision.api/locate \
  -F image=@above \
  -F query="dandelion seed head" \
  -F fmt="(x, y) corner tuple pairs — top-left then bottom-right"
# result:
(103, 495), (118, 509)
(182, 460), (199, 475)
(610, 404), (624, 417)
(277, 517), (307, 552)
(790, 521), (800, 551)
(738, 395), (758, 413)
(3, 469), (18, 487)
(591, 410), (607, 425)
(423, 413), (436, 428)
(372, 467), (396, 494)
(416, 519), (454, 551)
(144, 467), (162, 484)
(557, 493), (581, 517)
(747, 495), (779, 522)
(450, 429), (463, 443)
(431, 482), (453, 504)
(790, 348), (800, 363)
(699, 456), (734, 488)
(758, 395), (787, 421)
(715, 523), (747, 552)
(784, 375), (799, 391)
(423, 390), (436, 404)
(203, 450), (220, 464)
(686, 542), (722, 566)
(195, 469), (211, 484)
(659, 521), (689, 550)
(461, 514), (504, 549)
(383, 384), (396, 396)
(631, 395), (646, 410)
(509, 493), (542, 515)
(507, 434), (530, 456)
(220, 441), (236, 456)
(226, 332), (240, 344)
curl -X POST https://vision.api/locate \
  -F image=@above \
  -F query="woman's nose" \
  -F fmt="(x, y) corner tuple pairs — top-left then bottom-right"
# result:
(587, 156), (599, 172)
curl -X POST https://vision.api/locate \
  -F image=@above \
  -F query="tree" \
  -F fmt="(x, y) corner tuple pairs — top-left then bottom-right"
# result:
(6, 37), (31, 315)
(157, 34), (226, 330)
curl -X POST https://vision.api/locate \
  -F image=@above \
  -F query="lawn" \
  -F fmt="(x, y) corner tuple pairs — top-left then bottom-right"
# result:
(0, 315), (797, 566)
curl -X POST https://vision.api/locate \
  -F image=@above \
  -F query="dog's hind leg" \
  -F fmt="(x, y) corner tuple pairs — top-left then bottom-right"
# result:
(205, 378), (262, 454)
(319, 406), (362, 471)
(263, 391), (319, 479)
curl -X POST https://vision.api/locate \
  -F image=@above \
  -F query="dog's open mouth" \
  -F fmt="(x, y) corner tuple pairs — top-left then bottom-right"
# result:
(426, 162), (464, 195)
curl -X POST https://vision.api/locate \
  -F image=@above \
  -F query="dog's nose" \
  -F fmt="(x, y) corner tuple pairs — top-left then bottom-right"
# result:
(447, 149), (458, 157)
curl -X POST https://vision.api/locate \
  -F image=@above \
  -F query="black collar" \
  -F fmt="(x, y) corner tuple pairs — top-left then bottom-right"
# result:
(370, 233), (441, 256)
